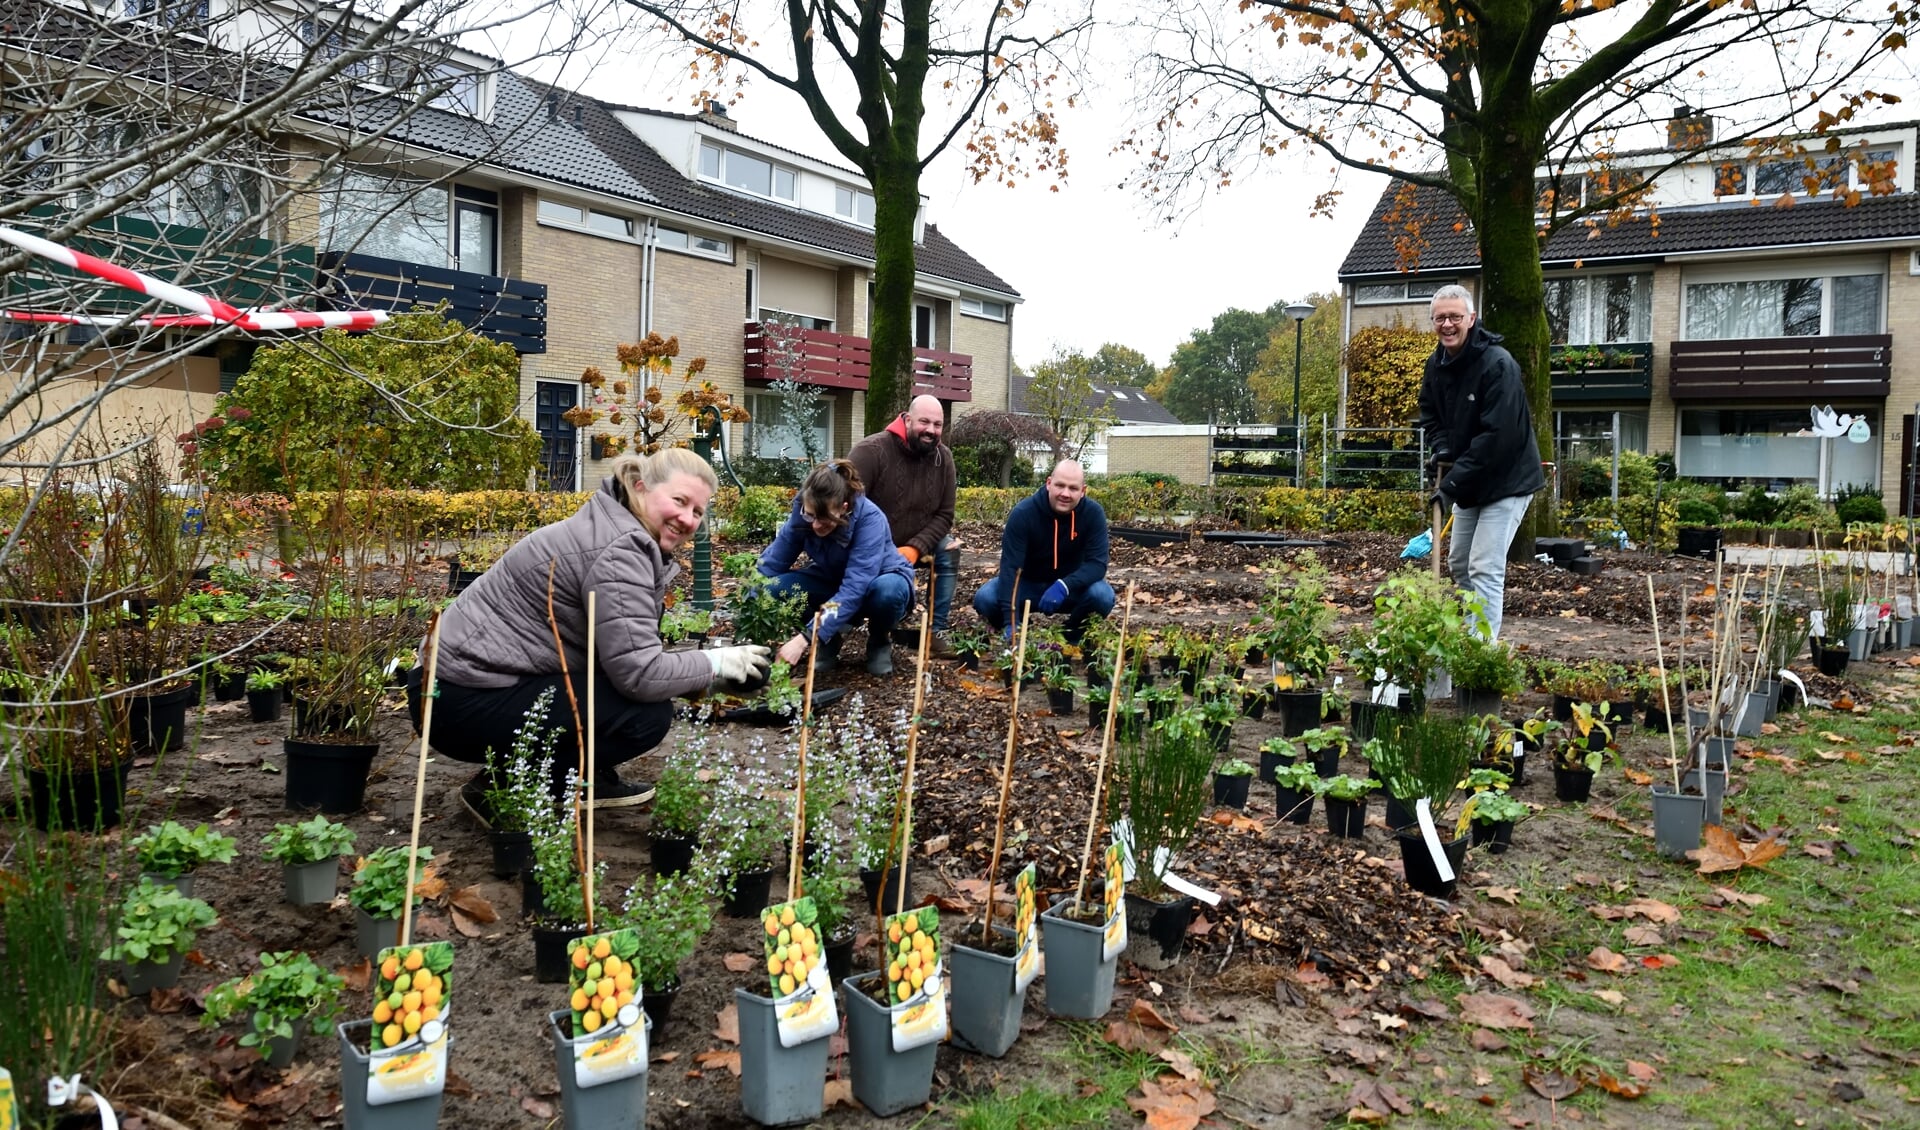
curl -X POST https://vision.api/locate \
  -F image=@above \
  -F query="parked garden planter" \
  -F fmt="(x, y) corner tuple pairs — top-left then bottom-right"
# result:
(1045, 688), (1075, 715)
(247, 687), (283, 724)
(1123, 891), (1195, 971)
(354, 908), (400, 961)
(283, 858), (338, 905)
(1759, 678), (1783, 720)
(640, 978), (680, 1037)
(648, 830), (697, 877)
(1395, 833), (1469, 899)
(1277, 690), (1323, 737)
(722, 867), (775, 918)
(1650, 786), (1707, 861)
(1323, 795), (1367, 839)
(1211, 771), (1251, 809)
(1258, 747), (1295, 784)
(488, 831), (534, 878)
(1469, 819), (1514, 854)
(338, 1019), (447, 1130)
(1899, 617), (1916, 649)
(842, 971), (939, 1117)
(734, 989), (830, 1126)
(283, 738), (378, 814)
(1274, 785), (1314, 825)
(948, 928), (1025, 1058)
(532, 922), (584, 983)
(547, 1008), (649, 1130)
(129, 684), (195, 754)
(860, 862), (914, 914)
(26, 757), (130, 833)
(1038, 896), (1117, 1019)
(1681, 763), (1728, 826)
(1732, 691), (1768, 737)
(1553, 766), (1596, 803)
(122, 952), (186, 995)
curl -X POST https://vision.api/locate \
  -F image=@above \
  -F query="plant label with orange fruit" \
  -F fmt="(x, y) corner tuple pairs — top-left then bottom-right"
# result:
(880, 905), (947, 1053)
(1101, 842), (1128, 961)
(562, 929), (647, 1088)
(1012, 864), (1040, 993)
(761, 897), (837, 1047)
(0, 1066), (15, 1130)
(366, 942), (453, 1106)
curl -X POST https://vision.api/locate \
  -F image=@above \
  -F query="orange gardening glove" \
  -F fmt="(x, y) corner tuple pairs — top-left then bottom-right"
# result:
(898, 545), (921, 565)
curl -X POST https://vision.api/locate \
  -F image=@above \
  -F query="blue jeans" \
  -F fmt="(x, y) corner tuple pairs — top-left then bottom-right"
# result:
(972, 575), (1116, 637)
(928, 537), (959, 631)
(765, 569), (913, 647)
(1446, 493), (1532, 641)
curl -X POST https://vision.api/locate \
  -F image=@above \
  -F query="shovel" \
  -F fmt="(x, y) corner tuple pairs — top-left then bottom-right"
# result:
(1400, 461), (1454, 577)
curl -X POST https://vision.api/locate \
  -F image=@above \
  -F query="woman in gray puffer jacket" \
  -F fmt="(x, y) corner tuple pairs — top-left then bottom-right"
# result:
(420, 448), (769, 825)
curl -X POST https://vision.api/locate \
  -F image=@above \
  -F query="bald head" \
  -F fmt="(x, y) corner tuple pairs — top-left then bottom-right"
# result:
(1045, 460), (1087, 514)
(902, 396), (945, 454)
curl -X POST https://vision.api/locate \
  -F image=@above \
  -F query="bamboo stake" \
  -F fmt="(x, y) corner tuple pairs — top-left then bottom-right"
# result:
(894, 607), (934, 919)
(787, 608), (825, 903)
(545, 561), (590, 895)
(399, 613), (443, 948)
(1677, 587), (1693, 755)
(981, 601), (1035, 947)
(1072, 583), (1136, 914)
(582, 593), (596, 930)
(1648, 577), (1682, 791)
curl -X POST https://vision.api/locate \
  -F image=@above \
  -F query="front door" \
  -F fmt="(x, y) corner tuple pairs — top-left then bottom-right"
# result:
(535, 381), (579, 491)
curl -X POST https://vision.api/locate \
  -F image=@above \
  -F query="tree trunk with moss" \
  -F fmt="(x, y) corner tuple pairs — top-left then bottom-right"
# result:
(867, 154), (922, 432)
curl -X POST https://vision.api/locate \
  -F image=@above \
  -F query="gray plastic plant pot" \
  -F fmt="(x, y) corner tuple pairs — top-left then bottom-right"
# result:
(143, 872), (194, 898)
(284, 858), (338, 905)
(547, 1009), (650, 1130)
(1847, 626), (1872, 662)
(1899, 617), (1916, 649)
(948, 928), (1025, 1058)
(841, 971), (937, 1117)
(1702, 735), (1736, 765)
(260, 1020), (302, 1069)
(123, 952), (186, 995)
(1681, 766), (1727, 826)
(355, 908), (401, 960)
(337, 1019), (448, 1130)
(1731, 692), (1767, 737)
(1757, 679), (1782, 721)
(1650, 786), (1706, 861)
(1038, 896), (1116, 1020)
(734, 989), (829, 1126)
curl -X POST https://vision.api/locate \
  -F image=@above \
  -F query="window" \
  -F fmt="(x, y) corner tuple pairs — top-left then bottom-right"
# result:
(1684, 272), (1882, 339)
(299, 17), (376, 79)
(1543, 273), (1651, 345)
(700, 142), (796, 202)
(759, 308), (831, 331)
(1713, 162), (1747, 196)
(124, 0), (208, 27)
(1353, 279), (1454, 305)
(587, 211), (633, 238)
(657, 225), (730, 260)
(453, 186), (497, 275)
(1679, 407), (1878, 494)
(318, 167), (450, 265)
(1754, 156), (1845, 195)
(835, 185), (876, 226)
(960, 297), (1007, 321)
(57, 118), (260, 234)
(537, 200), (584, 225)
(747, 391), (833, 460)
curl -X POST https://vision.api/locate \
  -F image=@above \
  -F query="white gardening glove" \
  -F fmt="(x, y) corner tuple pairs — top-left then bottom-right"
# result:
(707, 644), (772, 686)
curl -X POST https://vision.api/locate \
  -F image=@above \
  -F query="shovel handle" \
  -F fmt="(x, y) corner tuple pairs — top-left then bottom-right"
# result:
(1430, 461), (1452, 582)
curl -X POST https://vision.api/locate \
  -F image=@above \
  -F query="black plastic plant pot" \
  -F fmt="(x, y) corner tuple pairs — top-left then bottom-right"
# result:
(1643, 705), (1672, 734)
(1453, 687), (1504, 717)
(130, 684), (195, 754)
(1087, 700), (1107, 729)
(354, 909), (399, 961)
(27, 758), (130, 833)
(1038, 896), (1117, 1019)
(338, 1019), (447, 1130)
(247, 687), (283, 724)
(284, 858), (338, 904)
(1046, 688), (1075, 715)
(1551, 694), (1577, 722)
(547, 1008), (650, 1130)
(1206, 723), (1233, 754)
(734, 988), (829, 1127)
(824, 929), (857, 985)
(641, 978), (680, 1039)
(1179, 670), (1200, 696)
(488, 830), (534, 878)
(648, 830), (697, 877)
(1349, 699), (1404, 741)
(860, 862), (914, 915)
(1274, 785), (1314, 825)
(841, 971), (939, 1117)
(1470, 819), (1514, 854)
(1277, 691), (1323, 737)
(1244, 647), (1268, 668)
(1257, 749), (1296, 785)
(283, 738), (378, 814)
(522, 871), (548, 920)
(1553, 765), (1596, 803)
(1113, 709), (1147, 743)
(1312, 747), (1341, 779)
(1510, 748), (1528, 788)
(722, 866), (774, 918)
(1240, 691), (1267, 721)
(532, 921), (585, 983)
(1123, 891), (1196, 971)
(213, 672), (248, 702)
(1324, 795), (1367, 839)
(123, 953), (186, 995)
(1212, 772), (1252, 809)
(1395, 832), (1469, 899)
(1383, 795), (1417, 833)
(1816, 645), (1850, 676)
(948, 926), (1025, 1058)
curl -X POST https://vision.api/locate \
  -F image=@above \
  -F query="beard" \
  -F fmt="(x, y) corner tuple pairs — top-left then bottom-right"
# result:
(911, 431), (938, 454)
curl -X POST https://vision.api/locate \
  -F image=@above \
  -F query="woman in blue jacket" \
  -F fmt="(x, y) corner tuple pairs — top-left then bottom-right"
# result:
(758, 460), (915, 676)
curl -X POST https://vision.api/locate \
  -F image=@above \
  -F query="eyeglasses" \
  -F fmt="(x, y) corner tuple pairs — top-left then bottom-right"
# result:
(1432, 314), (1469, 326)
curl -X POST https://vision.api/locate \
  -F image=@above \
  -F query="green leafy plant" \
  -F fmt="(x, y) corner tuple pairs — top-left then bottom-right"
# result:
(1460, 766), (1513, 794)
(1271, 760), (1321, 791)
(348, 846), (436, 921)
(1314, 774), (1380, 802)
(1557, 702), (1616, 771)
(480, 687), (561, 835)
(728, 572), (810, 649)
(653, 743), (708, 838)
(1253, 551), (1340, 686)
(262, 816), (356, 866)
(947, 625), (990, 661)
(1259, 736), (1298, 762)
(614, 870), (714, 990)
(1467, 791), (1527, 826)
(1517, 710), (1563, 749)
(1111, 705), (1215, 900)
(131, 821), (237, 880)
(1350, 568), (1476, 695)
(200, 951), (345, 1050)
(246, 667), (286, 692)
(102, 877), (218, 964)
(660, 603), (713, 645)
(1367, 713), (1483, 823)
(721, 551), (761, 580)
(1215, 757), (1255, 776)
(1449, 632), (1526, 696)
(1298, 726), (1349, 758)
(759, 660), (803, 717)
(804, 837), (863, 942)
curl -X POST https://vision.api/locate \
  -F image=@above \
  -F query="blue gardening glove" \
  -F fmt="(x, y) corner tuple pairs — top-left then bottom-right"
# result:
(1038, 579), (1070, 614)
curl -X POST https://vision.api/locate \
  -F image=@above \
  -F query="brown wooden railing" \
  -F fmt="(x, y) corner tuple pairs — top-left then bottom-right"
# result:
(744, 322), (973, 400)
(911, 348), (972, 402)
(1669, 334), (1891, 400)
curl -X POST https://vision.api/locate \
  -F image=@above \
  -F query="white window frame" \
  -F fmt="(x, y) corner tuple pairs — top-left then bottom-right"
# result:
(699, 141), (798, 204)
(835, 185), (876, 226)
(1680, 256), (1886, 340)
(746, 390), (834, 461)
(1542, 270), (1653, 346)
(959, 296), (1007, 321)
(1352, 279), (1455, 306)
(656, 224), (732, 262)
(1721, 144), (1901, 199)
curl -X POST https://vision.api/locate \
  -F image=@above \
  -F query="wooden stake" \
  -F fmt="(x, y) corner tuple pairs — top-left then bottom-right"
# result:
(787, 609), (825, 903)
(399, 612), (443, 948)
(582, 592), (596, 930)
(1072, 583), (1135, 914)
(545, 561), (590, 898)
(894, 607), (934, 919)
(981, 600), (1035, 947)
(1648, 577), (1682, 792)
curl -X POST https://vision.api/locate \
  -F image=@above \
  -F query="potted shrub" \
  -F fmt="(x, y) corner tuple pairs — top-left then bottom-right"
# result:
(949, 625), (990, 671)
(103, 877), (218, 993)
(1109, 708), (1214, 969)
(842, 905), (944, 1116)
(1366, 712), (1479, 896)
(1468, 791), (1526, 854)
(1041, 663), (1077, 715)
(1299, 725), (1348, 778)
(1257, 735), (1298, 786)
(726, 570), (810, 652)
(1449, 631), (1524, 716)
(263, 815), (356, 904)
(130, 820), (237, 896)
(526, 777), (608, 980)
(1551, 709), (1612, 803)
(615, 871), (713, 1037)
(649, 747), (707, 877)
(1512, 711), (1562, 785)
(244, 667), (285, 724)
(1314, 774), (1379, 839)
(1271, 760), (1319, 825)
(1351, 568), (1475, 713)
(1818, 578), (1860, 672)
(201, 950), (346, 1067)
(348, 845), (436, 960)
(206, 658), (248, 703)
(1211, 757), (1254, 809)
(659, 602), (713, 646)
(705, 748), (788, 917)
(478, 687), (560, 878)
(1253, 552), (1341, 735)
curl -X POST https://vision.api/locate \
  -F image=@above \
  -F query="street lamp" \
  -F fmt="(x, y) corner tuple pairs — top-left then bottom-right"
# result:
(1283, 301), (1315, 429)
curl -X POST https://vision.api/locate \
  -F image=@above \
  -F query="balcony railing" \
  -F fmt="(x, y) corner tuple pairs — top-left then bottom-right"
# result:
(1669, 334), (1891, 401)
(1550, 341), (1652, 402)
(744, 322), (973, 400)
(317, 251), (547, 354)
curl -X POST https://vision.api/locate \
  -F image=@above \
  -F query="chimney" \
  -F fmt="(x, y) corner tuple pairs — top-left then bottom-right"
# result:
(700, 99), (737, 132)
(547, 92), (560, 122)
(572, 104), (584, 128)
(1667, 103), (1713, 151)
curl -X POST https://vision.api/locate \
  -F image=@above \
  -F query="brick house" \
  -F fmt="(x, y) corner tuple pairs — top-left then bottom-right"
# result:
(1008, 373), (1181, 475)
(1337, 114), (1920, 507)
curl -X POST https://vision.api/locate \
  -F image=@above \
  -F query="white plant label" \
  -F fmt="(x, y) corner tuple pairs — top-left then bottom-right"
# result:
(1778, 669), (1808, 707)
(1414, 798), (1455, 884)
(1810, 609), (1827, 637)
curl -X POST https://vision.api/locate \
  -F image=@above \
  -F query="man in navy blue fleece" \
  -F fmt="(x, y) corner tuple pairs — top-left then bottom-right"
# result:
(972, 460), (1115, 641)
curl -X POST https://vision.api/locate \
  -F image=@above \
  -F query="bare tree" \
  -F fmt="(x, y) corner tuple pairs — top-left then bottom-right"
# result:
(1024, 347), (1120, 464)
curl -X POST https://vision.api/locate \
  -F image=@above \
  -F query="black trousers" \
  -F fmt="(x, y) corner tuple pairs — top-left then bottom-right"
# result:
(409, 666), (674, 793)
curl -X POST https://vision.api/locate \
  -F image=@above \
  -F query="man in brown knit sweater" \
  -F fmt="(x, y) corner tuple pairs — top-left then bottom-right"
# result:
(848, 394), (959, 657)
